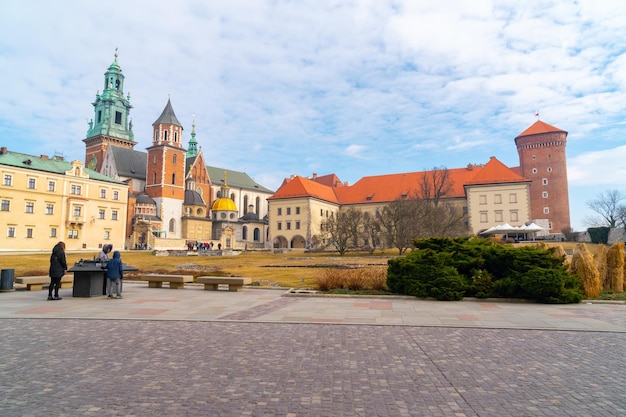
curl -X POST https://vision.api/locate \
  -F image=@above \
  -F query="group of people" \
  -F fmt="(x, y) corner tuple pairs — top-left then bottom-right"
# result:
(186, 241), (222, 251)
(47, 242), (124, 300)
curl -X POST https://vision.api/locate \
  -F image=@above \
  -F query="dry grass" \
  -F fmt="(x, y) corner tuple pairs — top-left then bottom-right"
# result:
(570, 243), (602, 298)
(315, 267), (388, 291)
(607, 242), (624, 293)
(595, 244), (608, 290)
(0, 249), (393, 289)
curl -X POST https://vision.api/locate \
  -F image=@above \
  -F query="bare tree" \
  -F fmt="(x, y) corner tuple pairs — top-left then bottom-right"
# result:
(419, 166), (452, 206)
(320, 208), (364, 256)
(586, 190), (626, 228)
(378, 198), (419, 255)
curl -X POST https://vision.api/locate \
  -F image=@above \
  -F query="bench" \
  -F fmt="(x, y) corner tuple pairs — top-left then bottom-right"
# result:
(142, 274), (193, 289)
(15, 275), (73, 291)
(196, 276), (251, 292)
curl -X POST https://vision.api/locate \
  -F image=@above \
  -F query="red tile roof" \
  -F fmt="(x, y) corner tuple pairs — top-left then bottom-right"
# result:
(465, 156), (529, 185)
(516, 120), (566, 138)
(270, 157), (530, 205)
(268, 176), (340, 203)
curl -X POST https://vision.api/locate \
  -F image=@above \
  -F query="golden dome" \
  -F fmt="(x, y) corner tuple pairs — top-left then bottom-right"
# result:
(211, 197), (237, 212)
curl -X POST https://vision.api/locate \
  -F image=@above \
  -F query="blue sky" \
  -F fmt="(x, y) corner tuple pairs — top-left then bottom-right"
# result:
(1, 0), (625, 231)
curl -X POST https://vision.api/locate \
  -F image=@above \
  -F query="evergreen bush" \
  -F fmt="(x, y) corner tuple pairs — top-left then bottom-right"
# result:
(387, 237), (583, 303)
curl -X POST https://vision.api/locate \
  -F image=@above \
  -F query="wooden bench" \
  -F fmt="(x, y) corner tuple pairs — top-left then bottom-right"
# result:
(196, 276), (251, 292)
(15, 275), (73, 291)
(142, 274), (193, 289)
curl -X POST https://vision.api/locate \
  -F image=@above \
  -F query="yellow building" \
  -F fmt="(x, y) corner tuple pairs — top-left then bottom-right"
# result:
(0, 147), (128, 252)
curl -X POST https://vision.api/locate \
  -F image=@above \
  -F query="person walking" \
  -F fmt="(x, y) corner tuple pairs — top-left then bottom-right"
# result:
(48, 242), (67, 301)
(105, 251), (124, 299)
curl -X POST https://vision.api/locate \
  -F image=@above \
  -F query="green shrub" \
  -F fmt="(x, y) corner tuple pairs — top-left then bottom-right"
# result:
(387, 237), (582, 303)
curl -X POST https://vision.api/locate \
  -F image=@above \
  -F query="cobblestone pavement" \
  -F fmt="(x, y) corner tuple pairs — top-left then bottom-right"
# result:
(1, 319), (625, 417)
(1, 285), (625, 416)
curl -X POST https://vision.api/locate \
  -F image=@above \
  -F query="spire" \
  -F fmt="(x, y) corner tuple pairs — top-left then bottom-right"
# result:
(186, 114), (198, 158)
(85, 53), (133, 142)
(153, 98), (182, 127)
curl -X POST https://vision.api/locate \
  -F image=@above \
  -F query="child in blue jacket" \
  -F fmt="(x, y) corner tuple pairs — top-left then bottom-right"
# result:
(105, 251), (124, 299)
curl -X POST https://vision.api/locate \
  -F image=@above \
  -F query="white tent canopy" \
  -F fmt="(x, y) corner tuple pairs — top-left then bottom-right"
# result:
(479, 222), (545, 237)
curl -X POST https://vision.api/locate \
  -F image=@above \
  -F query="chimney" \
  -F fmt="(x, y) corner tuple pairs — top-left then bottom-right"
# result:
(41, 155), (49, 160)
(0, 147), (6, 155)
(312, 172), (317, 179)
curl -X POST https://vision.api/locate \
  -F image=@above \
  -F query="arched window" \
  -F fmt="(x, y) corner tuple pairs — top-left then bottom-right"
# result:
(173, 154), (177, 165)
(243, 195), (249, 214)
(230, 193), (235, 201)
(242, 226), (248, 240)
(163, 130), (168, 141)
(169, 218), (176, 232)
(254, 228), (260, 241)
(256, 197), (260, 215)
(172, 173), (176, 185)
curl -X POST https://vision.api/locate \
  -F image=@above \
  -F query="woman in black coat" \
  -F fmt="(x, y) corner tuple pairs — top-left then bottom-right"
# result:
(48, 242), (67, 300)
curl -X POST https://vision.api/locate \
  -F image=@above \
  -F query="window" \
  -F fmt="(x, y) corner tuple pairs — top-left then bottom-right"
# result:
(70, 184), (82, 195)
(172, 174), (176, 184)
(48, 181), (55, 192)
(542, 178), (548, 185)
(50, 228), (57, 238)
(111, 210), (118, 220)
(532, 168), (537, 174)
(277, 208), (282, 215)
(169, 218), (176, 232)
(68, 229), (78, 239)
(542, 191), (548, 198)
(510, 210), (519, 222)
(3, 174), (12, 186)
(479, 195), (487, 205)
(104, 231), (110, 240)
(532, 155), (536, 160)
(113, 191), (119, 200)
(28, 178), (36, 189)
(45, 204), (54, 215)
(286, 222), (291, 230)
(547, 167), (552, 172)
(277, 222), (282, 230)
(296, 207), (300, 215)
(295, 221), (300, 229)
(73, 206), (82, 217)
(115, 111), (122, 124)
(26, 228), (33, 238)
(494, 194), (502, 204)
(98, 209), (105, 219)
(480, 211), (488, 223)
(25, 202), (34, 213)
(320, 209), (323, 216)
(1, 200), (9, 211)
(543, 207), (550, 214)
(173, 154), (177, 165)
(286, 207), (291, 215)
(509, 193), (517, 204)
(495, 211), (503, 222)
(100, 189), (107, 198)
(7, 227), (15, 238)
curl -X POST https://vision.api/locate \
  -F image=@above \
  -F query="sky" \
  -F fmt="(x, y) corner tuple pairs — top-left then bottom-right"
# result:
(1, 0), (625, 232)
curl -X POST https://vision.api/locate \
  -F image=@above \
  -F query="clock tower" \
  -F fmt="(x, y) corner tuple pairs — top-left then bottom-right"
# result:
(83, 50), (135, 172)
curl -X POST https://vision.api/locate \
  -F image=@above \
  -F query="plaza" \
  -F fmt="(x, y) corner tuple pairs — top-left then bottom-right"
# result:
(1, 283), (625, 416)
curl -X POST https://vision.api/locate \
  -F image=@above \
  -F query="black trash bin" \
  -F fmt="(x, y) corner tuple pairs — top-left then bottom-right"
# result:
(0, 269), (15, 292)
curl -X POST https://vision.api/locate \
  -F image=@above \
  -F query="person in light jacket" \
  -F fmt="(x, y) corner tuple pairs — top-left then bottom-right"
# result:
(48, 242), (67, 301)
(105, 251), (124, 299)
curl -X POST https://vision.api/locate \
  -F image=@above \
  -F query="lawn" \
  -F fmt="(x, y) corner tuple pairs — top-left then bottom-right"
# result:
(0, 249), (395, 289)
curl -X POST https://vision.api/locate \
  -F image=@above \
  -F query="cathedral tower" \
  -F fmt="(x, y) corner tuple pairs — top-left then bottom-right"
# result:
(515, 120), (571, 233)
(83, 50), (135, 171)
(145, 98), (186, 238)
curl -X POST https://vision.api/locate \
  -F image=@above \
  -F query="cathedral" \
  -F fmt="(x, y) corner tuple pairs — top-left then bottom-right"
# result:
(83, 53), (273, 251)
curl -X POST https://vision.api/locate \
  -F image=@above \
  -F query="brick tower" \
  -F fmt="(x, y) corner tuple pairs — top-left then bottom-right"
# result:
(83, 50), (135, 172)
(145, 98), (186, 238)
(515, 120), (571, 234)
